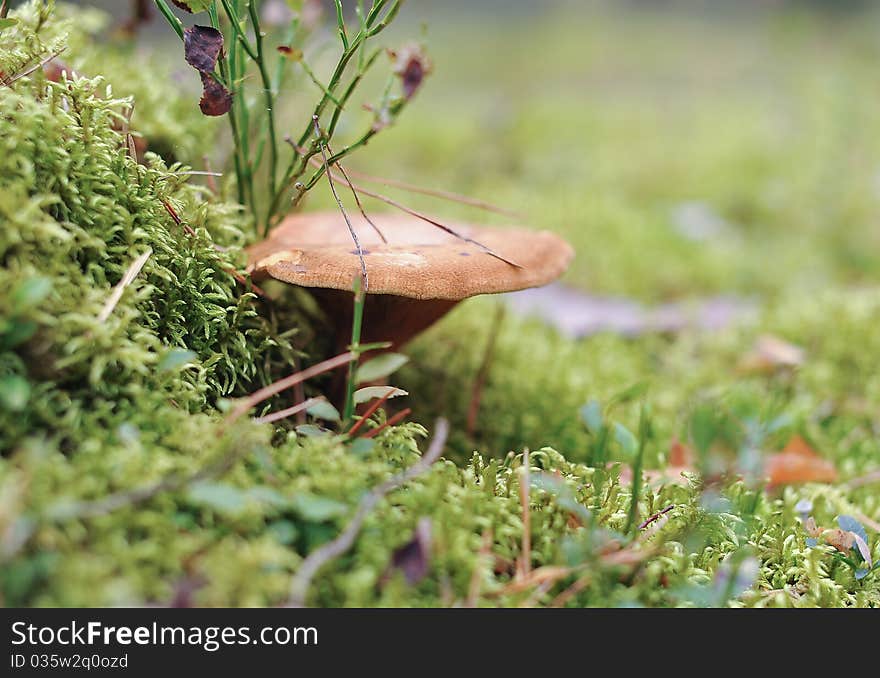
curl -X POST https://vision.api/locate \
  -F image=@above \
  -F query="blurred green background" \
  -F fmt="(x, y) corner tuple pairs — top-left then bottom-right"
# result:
(43, 0), (880, 302)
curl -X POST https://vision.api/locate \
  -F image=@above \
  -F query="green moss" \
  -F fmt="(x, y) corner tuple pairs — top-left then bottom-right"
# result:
(1, 2), (877, 609)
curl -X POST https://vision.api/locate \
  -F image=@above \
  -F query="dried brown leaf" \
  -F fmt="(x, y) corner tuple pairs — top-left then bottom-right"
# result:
(184, 25), (224, 73)
(199, 72), (232, 117)
(391, 43), (432, 100)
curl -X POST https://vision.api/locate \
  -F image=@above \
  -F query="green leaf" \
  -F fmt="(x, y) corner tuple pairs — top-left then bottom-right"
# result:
(355, 353), (409, 383)
(307, 399), (341, 422)
(295, 424), (331, 438)
(188, 482), (249, 515)
(0, 375), (30, 412)
(579, 400), (603, 435)
(245, 486), (290, 508)
(291, 493), (349, 522)
(267, 520), (299, 545)
(0, 17), (18, 31)
(353, 386), (408, 404)
(158, 349), (197, 371)
(1, 320), (37, 349)
(614, 422), (638, 458)
(12, 277), (52, 312)
(348, 437), (375, 456)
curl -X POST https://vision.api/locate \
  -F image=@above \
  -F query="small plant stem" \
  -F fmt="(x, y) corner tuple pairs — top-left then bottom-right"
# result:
(253, 396), (325, 425)
(153, 0), (183, 41)
(287, 417), (447, 607)
(333, 0), (349, 49)
(326, 47), (382, 137)
(625, 404), (650, 535)
(246, 0), (279, 232)
(97, 249), (152, 323)
(341, 165), (521, 218)
(270, 2), (403, 220)
(302, 127), (381, 190)
(312, 163), (521, 267)
(366, 0), (403, 36)
(638, 504), (674, 531)
(299, 59), (345, 107)
(466, 303), (505, 438)
(343, 277), (366, 423)
(317, 133), (386, 242)
(346, 388), (395, 438)
(518, 449), (531, 580)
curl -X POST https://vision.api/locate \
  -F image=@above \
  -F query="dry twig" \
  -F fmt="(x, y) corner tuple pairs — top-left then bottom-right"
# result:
(97, 249), (152, 322)
(253, 396), (325, 425)
(226, 351), (354, 425)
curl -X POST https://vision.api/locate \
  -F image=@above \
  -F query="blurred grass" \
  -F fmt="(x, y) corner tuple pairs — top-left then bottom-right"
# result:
(310, 2), (880, 302)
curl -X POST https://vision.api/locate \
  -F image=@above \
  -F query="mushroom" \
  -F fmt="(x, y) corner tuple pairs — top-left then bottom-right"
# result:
(246, 211), (574, 352)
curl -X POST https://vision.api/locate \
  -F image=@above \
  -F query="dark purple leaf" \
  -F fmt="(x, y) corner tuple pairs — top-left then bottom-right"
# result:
(184, 25), (224, 73)
(199, 72), (232, 116)
(387, 518), (432, 585)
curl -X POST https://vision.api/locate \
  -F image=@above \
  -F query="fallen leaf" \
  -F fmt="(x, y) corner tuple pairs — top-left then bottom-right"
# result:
(738, 334), (805, 375)
(781, 434), (817, 458)
(669, 438), (693, 468)
(765, 436), (836, 487)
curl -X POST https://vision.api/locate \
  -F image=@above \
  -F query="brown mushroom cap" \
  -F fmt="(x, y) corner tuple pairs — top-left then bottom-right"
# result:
(247, 211), (574, 300)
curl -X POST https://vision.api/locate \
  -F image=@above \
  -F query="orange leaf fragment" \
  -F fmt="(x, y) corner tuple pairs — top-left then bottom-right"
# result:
(766, 435), (837, 487)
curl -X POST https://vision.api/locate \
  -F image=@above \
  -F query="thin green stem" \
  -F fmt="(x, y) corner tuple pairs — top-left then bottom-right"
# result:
(248, 0), (278, 234)
(625, 404), (649, 536)
(327, 47), (382, 137)
(300, 60), (344, 107)
(333, 0), (349, 49)
(153, 0), (184, 41)
(343, 279), (366, 423)
(303, 126), (380, 190)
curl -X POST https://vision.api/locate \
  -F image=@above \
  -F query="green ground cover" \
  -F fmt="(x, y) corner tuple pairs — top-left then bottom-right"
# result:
(1, 1), (878, 607)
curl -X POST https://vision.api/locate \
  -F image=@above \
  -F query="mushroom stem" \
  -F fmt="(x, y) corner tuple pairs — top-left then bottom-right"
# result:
(312, 289), (459, 407)
(312, 289), (460, 353)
